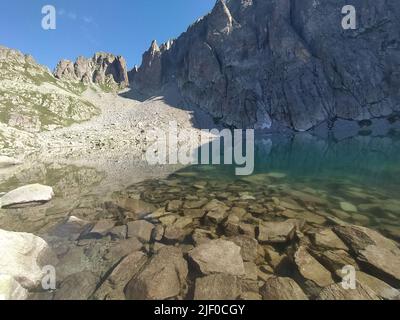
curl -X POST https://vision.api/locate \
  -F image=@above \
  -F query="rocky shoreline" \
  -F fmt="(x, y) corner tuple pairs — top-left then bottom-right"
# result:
(1, 168), (399, 300)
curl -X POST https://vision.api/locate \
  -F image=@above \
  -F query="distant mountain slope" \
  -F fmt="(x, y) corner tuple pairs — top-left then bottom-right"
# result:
(0, 46), (103, 155)
(0, 46), (99, 133)
(130, 0), (400, 132)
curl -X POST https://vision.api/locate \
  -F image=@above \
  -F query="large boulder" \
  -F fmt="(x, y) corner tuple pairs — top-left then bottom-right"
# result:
(189, 239), (245, 276)
(0, 229), (57, 290)
(0, 184), (54, 208)
(334, 225), (400, 286)
(125, 246), (188, 300)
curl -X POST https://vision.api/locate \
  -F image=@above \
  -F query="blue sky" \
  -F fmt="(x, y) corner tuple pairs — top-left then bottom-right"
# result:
(0, 0), (215, 70)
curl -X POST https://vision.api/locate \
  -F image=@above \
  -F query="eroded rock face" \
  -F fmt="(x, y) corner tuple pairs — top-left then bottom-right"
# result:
(131, 0), (400, 131)
(54, 53), (129, 88)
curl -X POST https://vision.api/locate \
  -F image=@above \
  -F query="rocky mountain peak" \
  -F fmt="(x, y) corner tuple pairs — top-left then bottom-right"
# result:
(54, 52), (129, 89)
(149, 40), (160, 54)
(210, 0), (234, 32)
(131, 0), (400, 132)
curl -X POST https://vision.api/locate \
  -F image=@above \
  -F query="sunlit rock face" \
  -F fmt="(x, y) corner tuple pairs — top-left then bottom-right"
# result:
(131, 0), (400, 131)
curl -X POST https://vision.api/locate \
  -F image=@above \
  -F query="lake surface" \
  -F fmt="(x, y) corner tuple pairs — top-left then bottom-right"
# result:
(1, 132), (399, 299)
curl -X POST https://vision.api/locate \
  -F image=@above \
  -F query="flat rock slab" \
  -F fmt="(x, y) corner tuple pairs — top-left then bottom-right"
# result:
(261, 277), (308, 300)
(0, 184), (54, 209)
(334, 225), (400, 285)
(340, 202), (358, 213)
(317, 282), (380, 300)
(127, 220), (155, 243)
(54, 271), (98, 300)
(310, 228), (348, 251)
(294, 246), (334, 288)
(357, 272), (400, 300)
(258, 220), (297, 243)
(194, 274), (242, 300)
(189, 239), (245, 276)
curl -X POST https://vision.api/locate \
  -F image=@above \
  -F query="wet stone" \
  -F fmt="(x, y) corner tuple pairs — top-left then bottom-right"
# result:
(125, 246), (188, 300)
(317, 282), (380, 300)
(310, 228), (348, 251)
(127, 220), (155, 243)
(294, 246), (334, 289)
(194, 274), (242, 300)
(54, 271), (98, 300)
(258, 220), (297, 243)
(261, 277), (308, 300)
(189, 239), (245, 276)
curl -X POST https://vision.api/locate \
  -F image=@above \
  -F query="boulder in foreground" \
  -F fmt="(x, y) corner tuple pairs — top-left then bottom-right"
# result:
(0, 229), (57, 290)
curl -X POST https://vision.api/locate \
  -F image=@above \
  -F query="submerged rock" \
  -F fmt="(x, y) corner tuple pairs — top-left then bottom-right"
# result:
(294, 246), (334, 290)
(0, 184), (54, 208)
(339, 202), (358, 213)
(125, 246), (188, 300)
(334, 225), (400, 286)
(189, 239), (245, 276)
(357, 272), (400, 300)
(260, 277), (308, 300)
(127, 220), (155, 243)
(54, 271), (98, 300)
(194, 274), (242, 300)
(317, 282), (380, 300)
(94, 251), (147, 300)
(258, 220), (297, 243)
(310, 228), (348, 251)
(48, 216), (92, 241)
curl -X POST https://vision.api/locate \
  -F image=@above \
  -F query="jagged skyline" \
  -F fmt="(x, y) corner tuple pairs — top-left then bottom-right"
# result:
(0, 0), (215, 69)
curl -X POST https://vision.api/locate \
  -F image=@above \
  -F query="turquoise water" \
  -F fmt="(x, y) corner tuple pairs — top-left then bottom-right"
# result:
(167, 133), (400, 239)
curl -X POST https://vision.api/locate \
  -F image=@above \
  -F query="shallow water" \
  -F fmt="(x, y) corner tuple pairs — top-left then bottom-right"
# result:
(1, 132), (399, 299)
